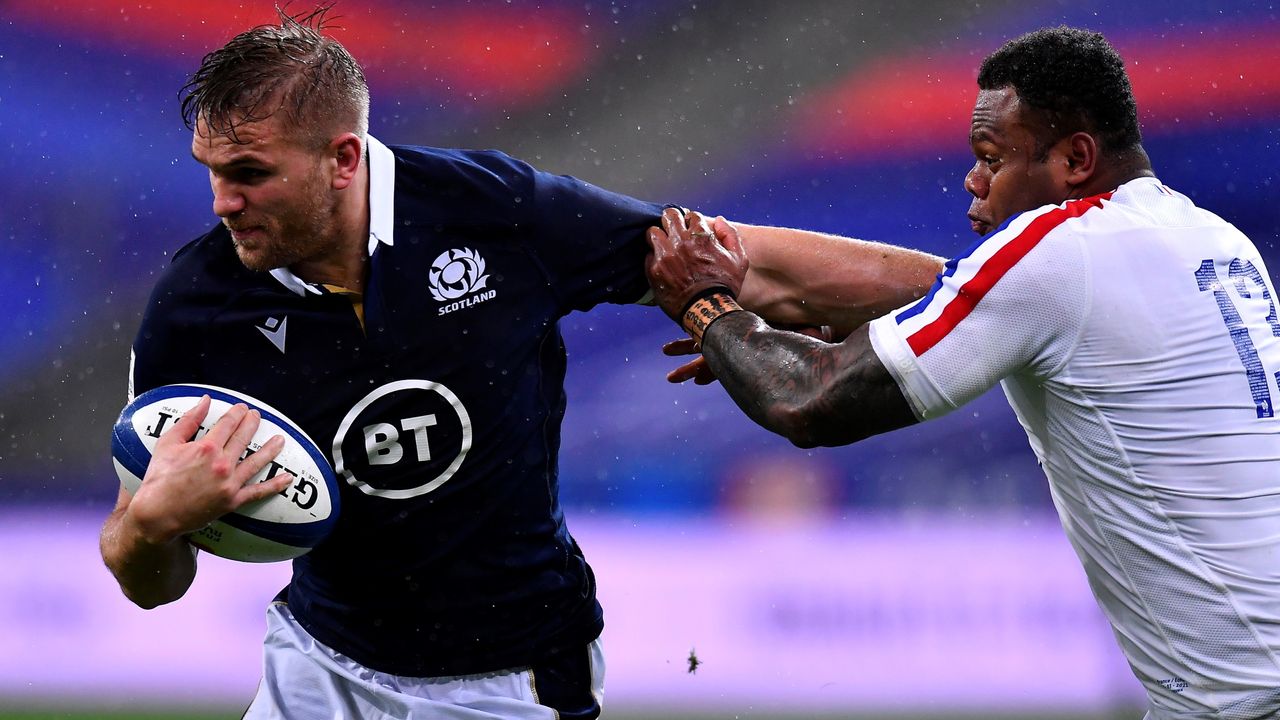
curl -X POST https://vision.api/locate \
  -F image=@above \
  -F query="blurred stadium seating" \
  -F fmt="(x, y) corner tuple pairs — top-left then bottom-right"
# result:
(2, 0), (1277, 717)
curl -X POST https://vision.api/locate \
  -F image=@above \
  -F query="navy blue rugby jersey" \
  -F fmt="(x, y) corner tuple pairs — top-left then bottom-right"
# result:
(130, 136), (669, 676)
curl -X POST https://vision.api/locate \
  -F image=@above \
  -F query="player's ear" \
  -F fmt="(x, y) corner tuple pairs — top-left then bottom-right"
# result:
(1059, 131), (1097, 189)
(330, 133), (363, 190)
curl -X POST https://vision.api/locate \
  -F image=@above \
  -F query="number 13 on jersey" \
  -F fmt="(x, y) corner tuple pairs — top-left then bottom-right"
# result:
(1196, 258), (1280, 418)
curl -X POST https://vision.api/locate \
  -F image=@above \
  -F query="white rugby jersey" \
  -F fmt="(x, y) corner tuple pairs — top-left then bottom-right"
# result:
(869, 177), (1280, 719)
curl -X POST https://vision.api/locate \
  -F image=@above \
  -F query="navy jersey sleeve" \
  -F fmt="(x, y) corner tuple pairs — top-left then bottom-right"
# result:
(524, 167), (670, 312)
(399, 146), (667, 312)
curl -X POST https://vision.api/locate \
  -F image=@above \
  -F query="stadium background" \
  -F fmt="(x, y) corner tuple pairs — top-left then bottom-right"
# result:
(2, 1), (1279, 718)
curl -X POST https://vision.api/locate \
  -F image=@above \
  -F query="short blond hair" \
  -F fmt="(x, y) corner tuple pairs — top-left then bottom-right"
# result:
(180, 4), (369, 148)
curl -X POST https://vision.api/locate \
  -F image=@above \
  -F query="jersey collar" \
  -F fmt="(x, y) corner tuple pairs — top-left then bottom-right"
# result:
(366, 134), (395, 253)
(268, 134), (396, 296)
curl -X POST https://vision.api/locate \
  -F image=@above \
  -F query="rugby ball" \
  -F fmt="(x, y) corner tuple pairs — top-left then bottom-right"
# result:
(111, 383), (340, 563)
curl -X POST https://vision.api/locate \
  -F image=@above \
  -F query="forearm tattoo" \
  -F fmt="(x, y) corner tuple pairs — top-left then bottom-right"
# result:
(699, 312), (914, 446)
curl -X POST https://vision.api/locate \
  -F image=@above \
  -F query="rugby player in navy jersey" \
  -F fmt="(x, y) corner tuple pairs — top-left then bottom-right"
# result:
(648, 27), (1280, 720)
(97, 7), (939, 719)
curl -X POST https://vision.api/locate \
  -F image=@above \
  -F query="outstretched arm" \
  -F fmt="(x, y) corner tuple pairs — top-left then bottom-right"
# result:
(698, 315), (917, 447)
(645, 211), (920, 445)
(734, 220), (945, 338)
(653, 208), (944, 385)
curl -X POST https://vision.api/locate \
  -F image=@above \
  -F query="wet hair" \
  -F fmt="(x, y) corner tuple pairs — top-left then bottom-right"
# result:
(978, 26), (1142, 160)
(180, 4), (369, 147)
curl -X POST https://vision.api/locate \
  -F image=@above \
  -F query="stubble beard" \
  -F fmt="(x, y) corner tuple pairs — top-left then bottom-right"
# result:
(231, 170), (339, 273)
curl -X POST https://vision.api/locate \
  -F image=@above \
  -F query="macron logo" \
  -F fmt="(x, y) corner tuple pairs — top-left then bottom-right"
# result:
(257, 316), (288, 354)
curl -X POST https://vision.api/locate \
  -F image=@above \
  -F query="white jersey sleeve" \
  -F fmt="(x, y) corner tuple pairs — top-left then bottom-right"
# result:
(868, 197), (1099, 421)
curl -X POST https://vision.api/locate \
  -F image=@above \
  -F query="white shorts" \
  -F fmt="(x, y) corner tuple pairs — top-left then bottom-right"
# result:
(243, 602), (605, 720)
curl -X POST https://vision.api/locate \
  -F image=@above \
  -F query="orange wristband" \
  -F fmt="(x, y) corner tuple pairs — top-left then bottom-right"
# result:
(682, 292), (744, 345)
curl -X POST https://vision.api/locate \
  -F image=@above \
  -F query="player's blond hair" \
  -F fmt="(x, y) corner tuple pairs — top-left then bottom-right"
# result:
(180, 4), (369, 149)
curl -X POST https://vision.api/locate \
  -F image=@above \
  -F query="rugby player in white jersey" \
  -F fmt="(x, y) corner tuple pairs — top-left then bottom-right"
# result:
(646, 27), (1280, 720)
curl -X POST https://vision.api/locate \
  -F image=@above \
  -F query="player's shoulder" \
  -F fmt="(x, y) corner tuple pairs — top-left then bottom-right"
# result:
(991, 190), (1118, 253)
(944, 197), (1095, 289)
(383, 143), (540, 226)
(1109, 176), (1243, 233)
(387, 143), (535, 189)
(168, 222), (231, 264)
(132, 225), (239, 367)
(147, 223), (262, 309)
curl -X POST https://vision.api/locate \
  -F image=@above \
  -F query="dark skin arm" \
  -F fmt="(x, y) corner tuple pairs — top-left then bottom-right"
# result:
(645, 210), (921, 446)
(655, 208), (944, 385)
(697, 314), (917, 447)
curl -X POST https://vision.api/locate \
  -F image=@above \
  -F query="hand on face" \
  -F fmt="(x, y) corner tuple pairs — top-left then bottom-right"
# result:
(644, 208), (749, 322)
(125, 395), (295, 545)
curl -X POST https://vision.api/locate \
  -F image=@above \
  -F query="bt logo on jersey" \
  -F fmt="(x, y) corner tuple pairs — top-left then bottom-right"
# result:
(364, 414), (438, 466)
(331, 380), (473, 500)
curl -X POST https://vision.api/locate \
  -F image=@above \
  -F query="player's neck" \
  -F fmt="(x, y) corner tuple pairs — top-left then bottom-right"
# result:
(1084, 146), (1156, 196)
(290, 163), (371, 293)
(291, 242), (368, 294)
